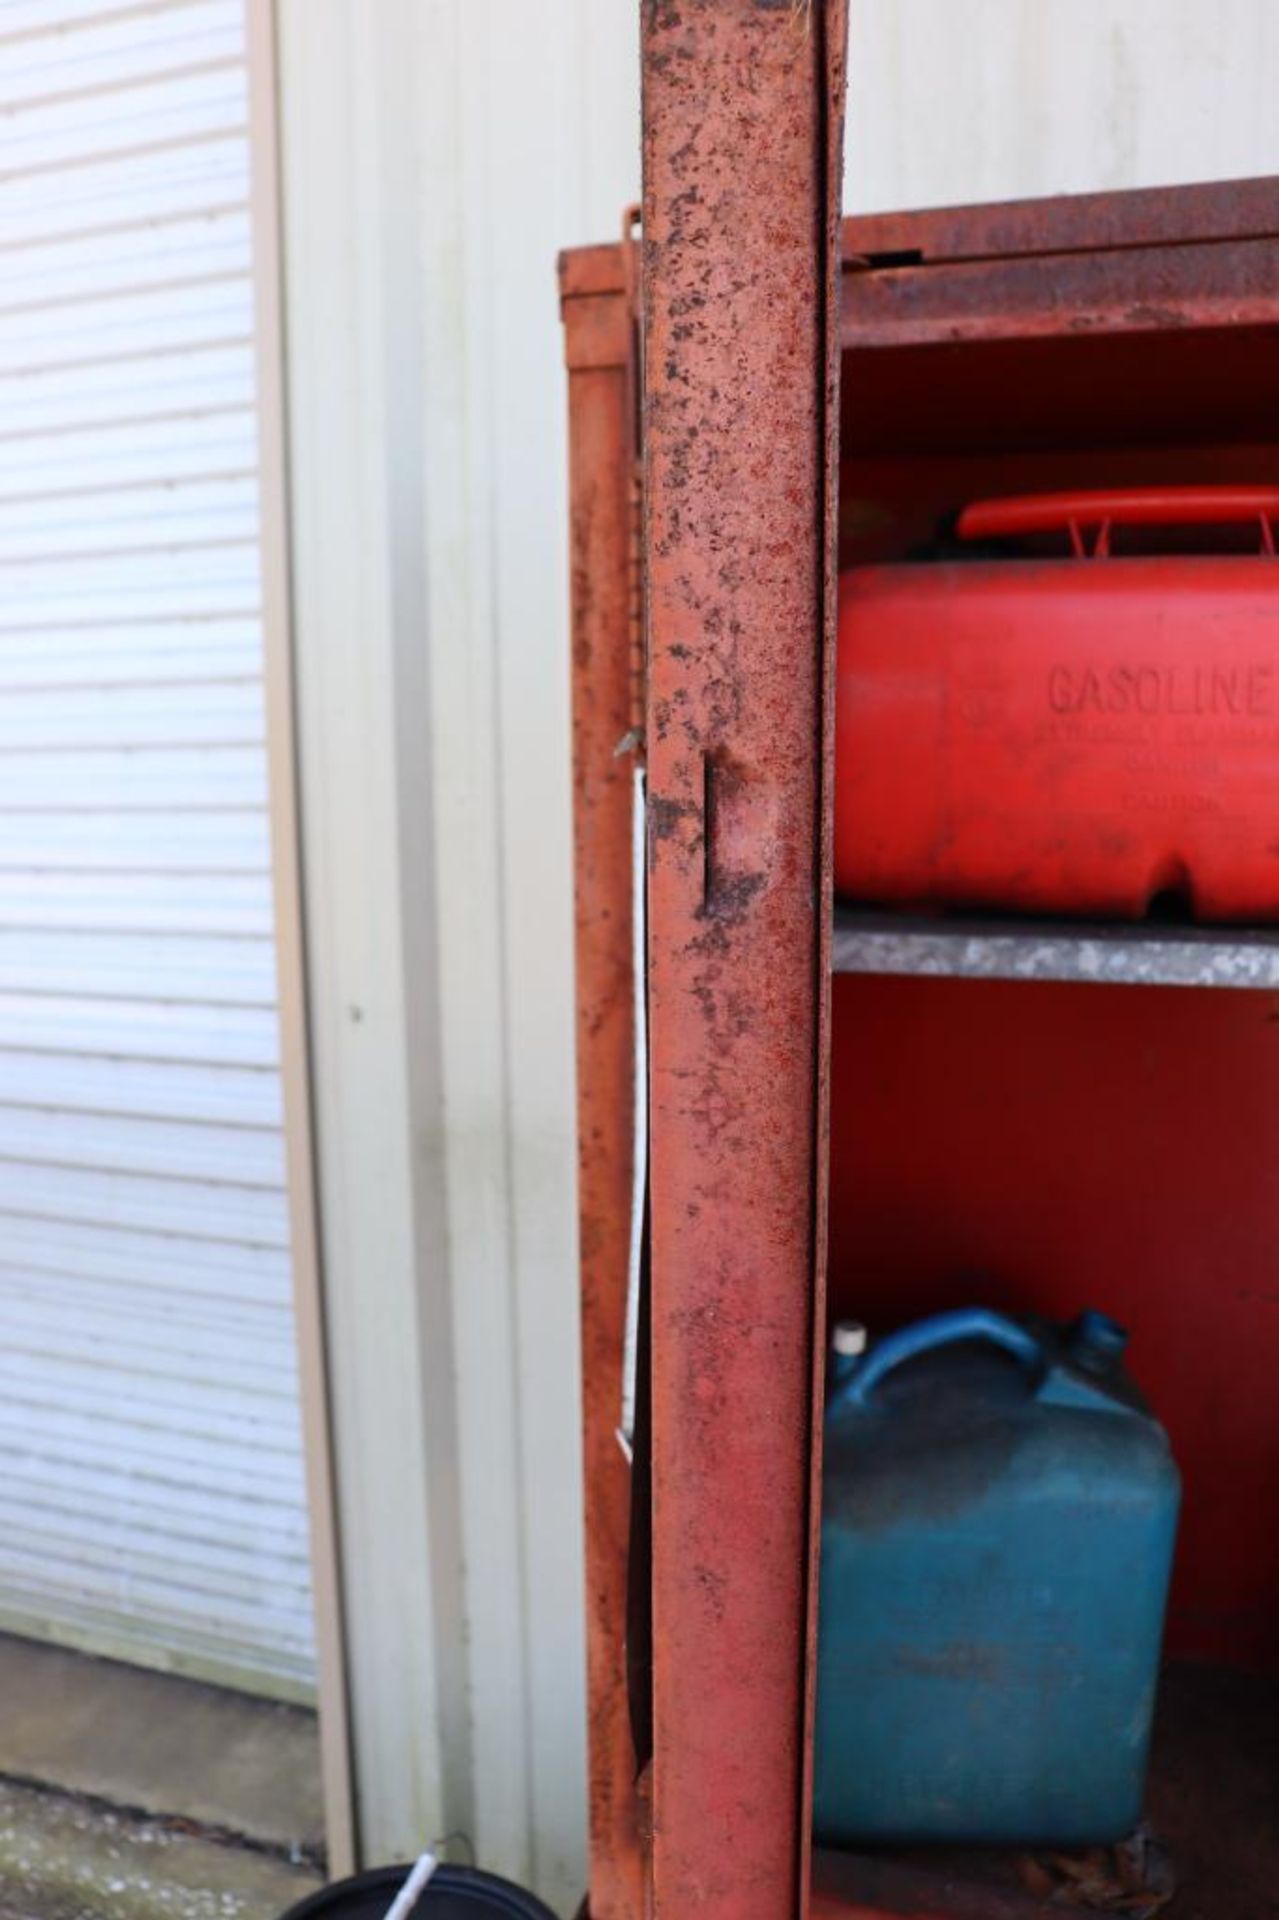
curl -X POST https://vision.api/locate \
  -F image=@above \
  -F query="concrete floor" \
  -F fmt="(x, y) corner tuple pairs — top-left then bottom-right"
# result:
(0, 1637), (324, 1920)
(0, 1779), (322, 1920)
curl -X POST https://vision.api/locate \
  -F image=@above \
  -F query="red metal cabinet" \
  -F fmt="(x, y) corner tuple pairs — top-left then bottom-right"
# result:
(563, 25), (1279, 1917)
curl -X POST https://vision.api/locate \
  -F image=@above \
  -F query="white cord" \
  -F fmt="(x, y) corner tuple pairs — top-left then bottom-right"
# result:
(383, 1851), (438, 1920)
(620, 763), (648, 1444)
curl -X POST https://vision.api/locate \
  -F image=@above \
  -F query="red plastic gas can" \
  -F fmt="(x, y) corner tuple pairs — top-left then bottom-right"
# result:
(835, 488), (1279, 921)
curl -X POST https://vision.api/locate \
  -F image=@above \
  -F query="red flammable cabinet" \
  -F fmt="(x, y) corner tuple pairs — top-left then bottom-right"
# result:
(561, 8), (1279, 1918)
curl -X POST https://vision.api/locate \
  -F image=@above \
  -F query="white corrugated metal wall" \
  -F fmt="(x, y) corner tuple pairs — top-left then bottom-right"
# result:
(0, 0), (315, 1702)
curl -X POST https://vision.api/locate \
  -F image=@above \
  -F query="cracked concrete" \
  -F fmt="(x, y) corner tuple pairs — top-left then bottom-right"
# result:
(0, 1779), (322, 1920)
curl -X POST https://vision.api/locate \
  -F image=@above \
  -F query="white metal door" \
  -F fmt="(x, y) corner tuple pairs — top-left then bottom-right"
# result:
(0, 0), (315, 1701)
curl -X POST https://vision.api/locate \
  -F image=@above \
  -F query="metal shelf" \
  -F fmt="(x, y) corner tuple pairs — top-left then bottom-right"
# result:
(832, 907), (1279, 990)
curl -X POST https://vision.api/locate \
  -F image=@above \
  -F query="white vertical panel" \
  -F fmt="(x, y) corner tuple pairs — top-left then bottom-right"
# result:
(275, 0), (638, 1907)
(0, 0), (315, 1702)
(461, 7), (638, 1901)
(245, 0), (354, 1862)
(846, 0), (1279, 212)
(274, 0), (465, 1867)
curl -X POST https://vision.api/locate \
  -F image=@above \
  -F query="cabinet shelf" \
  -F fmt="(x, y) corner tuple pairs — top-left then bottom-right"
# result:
(812, 1662), (1279, 1920)
(831, 906), (1279, 990)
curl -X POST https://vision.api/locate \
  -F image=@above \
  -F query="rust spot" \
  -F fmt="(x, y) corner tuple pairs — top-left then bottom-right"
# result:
(1125, 303), (1191, 329)
(693, 1563), (729, 1625)
(699, 869), (766, 923)
(648, 791), (695, 842)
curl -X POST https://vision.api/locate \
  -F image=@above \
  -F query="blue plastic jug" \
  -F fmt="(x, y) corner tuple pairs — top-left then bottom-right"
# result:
(813, 1307), (1180, 1847)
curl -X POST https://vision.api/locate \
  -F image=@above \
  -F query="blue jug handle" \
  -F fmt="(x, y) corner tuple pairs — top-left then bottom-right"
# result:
(835, 1307), (1046, 1408)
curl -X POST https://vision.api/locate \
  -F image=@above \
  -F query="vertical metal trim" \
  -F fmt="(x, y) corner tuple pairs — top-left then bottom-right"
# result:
(246, 0), (357, 1874)
(800, 6), (849, 1914)
(562, 264), (650, 1920)
(641, 3), (842, 1913)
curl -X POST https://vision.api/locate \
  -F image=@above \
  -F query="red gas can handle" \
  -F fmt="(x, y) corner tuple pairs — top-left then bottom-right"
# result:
(957, 486), (1279, 557)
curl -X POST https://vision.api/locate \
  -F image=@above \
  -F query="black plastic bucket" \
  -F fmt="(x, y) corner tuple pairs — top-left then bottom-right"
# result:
(278, 1864), (558, 1920)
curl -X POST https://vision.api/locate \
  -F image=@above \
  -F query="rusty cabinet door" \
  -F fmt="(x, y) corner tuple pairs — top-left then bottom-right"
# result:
(561, 240), (648, 1920)
(640, 4), (847, 1916)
